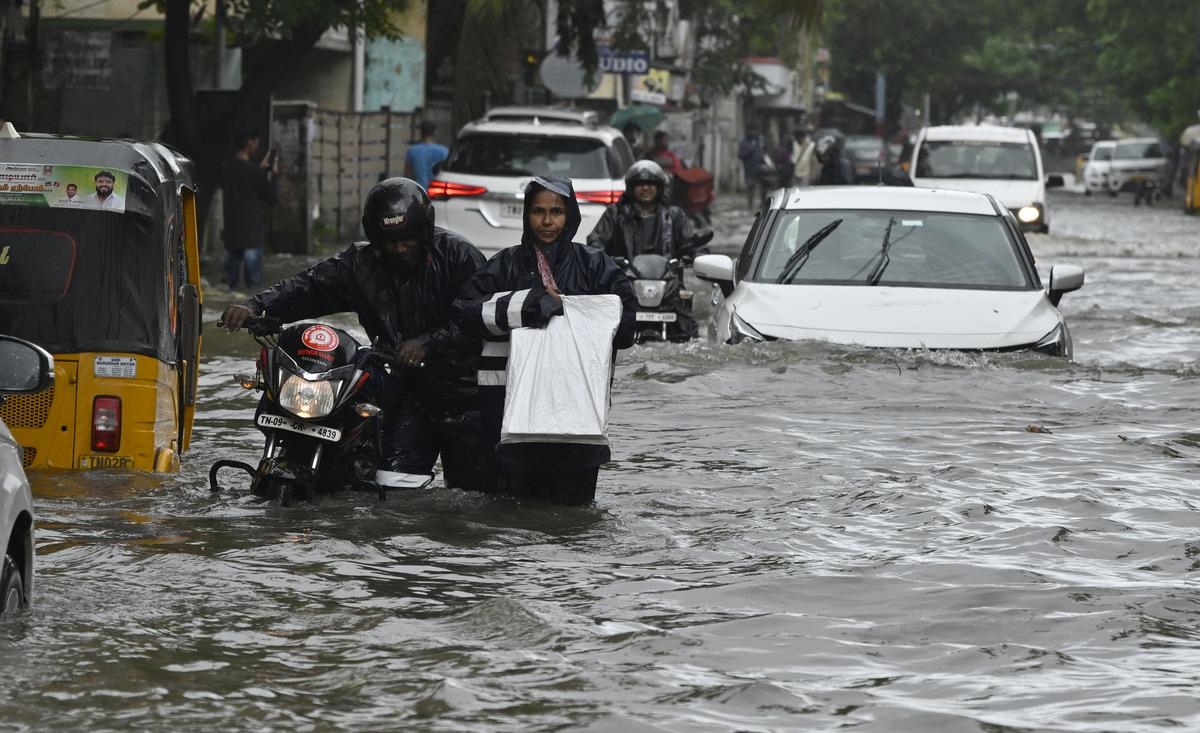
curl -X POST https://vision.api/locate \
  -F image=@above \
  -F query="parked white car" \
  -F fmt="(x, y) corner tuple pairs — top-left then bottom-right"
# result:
(1106, 137), (1170, 195)
(0, 334), (52, 614)
(429, 107), (636, 258)
(694, 187), (1084, 356)
(1082, 140), (1117, 195)
(910, 124), (1062, 233)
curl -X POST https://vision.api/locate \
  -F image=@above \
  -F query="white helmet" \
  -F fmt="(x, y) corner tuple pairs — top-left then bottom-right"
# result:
(625, 159), (670, 188)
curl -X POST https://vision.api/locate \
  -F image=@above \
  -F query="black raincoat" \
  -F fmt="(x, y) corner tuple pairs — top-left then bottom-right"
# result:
(241, 229), (487, 488)
(585, 190), (695, 262)
(452, 177), (636, 501)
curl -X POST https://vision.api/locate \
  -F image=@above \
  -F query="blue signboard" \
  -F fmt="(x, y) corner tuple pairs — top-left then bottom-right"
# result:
(599, 47), (650, 75)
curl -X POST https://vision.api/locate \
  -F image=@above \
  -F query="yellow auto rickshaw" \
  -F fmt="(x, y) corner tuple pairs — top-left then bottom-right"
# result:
(0, 132), (202, 471)
(1181, 123), (1200, 214)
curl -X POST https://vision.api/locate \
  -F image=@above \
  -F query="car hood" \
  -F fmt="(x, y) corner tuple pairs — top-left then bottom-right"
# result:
(915, 179), (1042, 208)
(734, 283), (1061, 349)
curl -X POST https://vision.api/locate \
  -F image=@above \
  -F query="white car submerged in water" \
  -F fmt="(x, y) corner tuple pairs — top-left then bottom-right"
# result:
(695, 187), (1084, 357)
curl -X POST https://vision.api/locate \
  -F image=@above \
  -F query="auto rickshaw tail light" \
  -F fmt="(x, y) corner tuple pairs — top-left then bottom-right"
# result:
(92, 396), (121, 452)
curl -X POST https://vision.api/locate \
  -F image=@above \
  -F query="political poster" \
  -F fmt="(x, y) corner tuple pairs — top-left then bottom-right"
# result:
(0, 164), (129, 213)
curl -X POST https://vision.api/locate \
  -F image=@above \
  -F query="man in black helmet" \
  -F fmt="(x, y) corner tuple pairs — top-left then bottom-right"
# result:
(221, 177), (488, 491)
(815, 134), (855, 186)
(587, 160), (708, 338)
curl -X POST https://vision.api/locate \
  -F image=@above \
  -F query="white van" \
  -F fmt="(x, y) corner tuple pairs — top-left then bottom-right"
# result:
(911, 125), (1061, 233)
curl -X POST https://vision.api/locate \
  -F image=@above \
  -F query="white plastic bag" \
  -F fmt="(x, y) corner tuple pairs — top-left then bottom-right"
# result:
(500, 294), (622, 445)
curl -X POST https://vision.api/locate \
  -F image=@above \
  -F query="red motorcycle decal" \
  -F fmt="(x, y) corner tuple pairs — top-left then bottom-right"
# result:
(301, 325), (339, 352)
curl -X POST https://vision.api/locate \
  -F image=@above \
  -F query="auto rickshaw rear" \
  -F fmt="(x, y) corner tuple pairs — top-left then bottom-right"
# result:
(0, 133), (202, 472)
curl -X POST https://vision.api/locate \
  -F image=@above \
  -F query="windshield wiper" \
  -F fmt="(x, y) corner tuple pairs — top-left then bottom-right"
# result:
(775, 218), (843, 284)
(866, 216), (897, 286)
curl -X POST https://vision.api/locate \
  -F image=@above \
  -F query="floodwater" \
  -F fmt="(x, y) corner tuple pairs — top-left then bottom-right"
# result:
(3, 192), (1200, 732)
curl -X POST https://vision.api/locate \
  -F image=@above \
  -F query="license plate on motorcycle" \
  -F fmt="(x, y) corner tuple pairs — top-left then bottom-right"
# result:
(256, 413), (342, 442)
(636, 311), (677, 323)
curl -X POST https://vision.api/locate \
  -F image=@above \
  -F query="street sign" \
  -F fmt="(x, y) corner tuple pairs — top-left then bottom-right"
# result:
(599, 47), (650, 75)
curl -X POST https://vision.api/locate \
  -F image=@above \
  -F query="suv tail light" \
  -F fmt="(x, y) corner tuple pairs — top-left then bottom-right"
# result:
(428, 180), (488, 200)
(577, 190), (623, 205)
(92, 396), (121, 452)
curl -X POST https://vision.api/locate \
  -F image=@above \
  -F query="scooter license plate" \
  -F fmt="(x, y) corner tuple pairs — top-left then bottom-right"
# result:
(256, 413), (342, 442)
(636, 311), (677, 323)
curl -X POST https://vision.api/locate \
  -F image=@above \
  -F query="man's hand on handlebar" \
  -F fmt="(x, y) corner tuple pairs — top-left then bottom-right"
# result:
(395, 339), (427, 368)
(220, 304), (257, 331)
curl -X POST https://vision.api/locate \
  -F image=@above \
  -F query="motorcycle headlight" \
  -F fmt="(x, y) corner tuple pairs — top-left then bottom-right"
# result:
(633, 279), (667, 308)
(278, 375), (339, 418)
(1032, 323), (1071, 357)
(728, 311), (766, 344)
(1018, 204), (1042, 224)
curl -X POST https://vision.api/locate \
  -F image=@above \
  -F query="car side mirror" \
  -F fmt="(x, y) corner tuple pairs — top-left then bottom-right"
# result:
(0, 335), (53, 395)
(1046, 174), (1065, 188)
(693, 254), (735, 296)
(1048, 264), (1084, 306)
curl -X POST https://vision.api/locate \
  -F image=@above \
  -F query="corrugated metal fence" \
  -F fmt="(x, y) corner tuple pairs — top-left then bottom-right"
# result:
(268, 101), (454, 253)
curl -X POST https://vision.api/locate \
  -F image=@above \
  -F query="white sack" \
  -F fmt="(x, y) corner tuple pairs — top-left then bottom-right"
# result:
(500, 294), (622, 445)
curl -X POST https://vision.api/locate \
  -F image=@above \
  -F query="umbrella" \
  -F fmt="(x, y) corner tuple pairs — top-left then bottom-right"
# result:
(610, 104), (665, 132)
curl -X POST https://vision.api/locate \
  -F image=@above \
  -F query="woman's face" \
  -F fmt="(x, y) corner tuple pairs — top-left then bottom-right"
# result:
(529, 189), (567, 246)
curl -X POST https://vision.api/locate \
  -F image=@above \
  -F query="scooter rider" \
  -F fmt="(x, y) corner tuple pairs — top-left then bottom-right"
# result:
(221, 178), (488, 491)
(586, 160), (700, 263)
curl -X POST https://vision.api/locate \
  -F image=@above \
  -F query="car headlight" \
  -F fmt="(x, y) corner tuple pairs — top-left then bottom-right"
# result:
(1017, 204), (1042, 224)
(278, 375), (338, 418)
(1032, 323), (1071, 358)
(728, 311), (766, 344)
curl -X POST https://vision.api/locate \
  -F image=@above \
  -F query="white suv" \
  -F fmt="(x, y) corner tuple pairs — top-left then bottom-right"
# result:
(430, 107), (636, 258)
(1082, 140), (1117, 195)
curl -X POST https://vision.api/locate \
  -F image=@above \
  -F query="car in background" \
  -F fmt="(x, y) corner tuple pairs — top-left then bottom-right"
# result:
(429, 106), (636, 258)
(1107, 137), (1170, 195)
(843, 135), (890, 183)
(1081, 140), (1117, 195)
(0, 334), (53, 614)
(693, 187), (1084, 357)
(910, 125), (1062, 234)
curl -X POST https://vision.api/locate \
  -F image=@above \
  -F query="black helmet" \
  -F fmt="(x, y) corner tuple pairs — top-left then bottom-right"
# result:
(362, 177), (434, 245)
(624, 159), (669, 188)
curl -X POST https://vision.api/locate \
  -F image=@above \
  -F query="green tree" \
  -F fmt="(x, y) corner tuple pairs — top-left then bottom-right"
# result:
(1089, 0), (1200, 139)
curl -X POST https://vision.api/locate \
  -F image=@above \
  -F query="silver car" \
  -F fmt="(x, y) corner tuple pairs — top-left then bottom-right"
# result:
(0, 334), (53, 613)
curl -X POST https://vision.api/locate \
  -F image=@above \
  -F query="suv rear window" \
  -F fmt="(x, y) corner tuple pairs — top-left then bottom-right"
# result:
(444, 135), (614, 179)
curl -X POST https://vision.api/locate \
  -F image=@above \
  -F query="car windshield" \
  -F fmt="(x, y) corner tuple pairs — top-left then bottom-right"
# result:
(443, 134), (613, 178)
(1114, 141), (1163, 160)
(754, 210), (1029, 289)
(1092, 146), (1114, 161)
(915, 140), (1038, 180)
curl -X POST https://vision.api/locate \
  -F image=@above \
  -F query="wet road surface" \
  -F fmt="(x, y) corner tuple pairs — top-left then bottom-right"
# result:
(3, 191), (1200, 732)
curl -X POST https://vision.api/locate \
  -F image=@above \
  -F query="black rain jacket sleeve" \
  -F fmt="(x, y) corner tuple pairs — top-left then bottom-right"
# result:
(243, 246), (360, 321)
(586, 203), (621, 257)
(585, 197), (698, 261)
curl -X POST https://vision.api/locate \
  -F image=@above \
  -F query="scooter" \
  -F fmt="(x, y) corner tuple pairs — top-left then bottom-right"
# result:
(615, 230), (714, 343)
(209, 316), (385, 505)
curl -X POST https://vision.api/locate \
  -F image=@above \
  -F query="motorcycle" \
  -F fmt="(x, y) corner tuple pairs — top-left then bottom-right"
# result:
(209, 316), (387, 505)
(615, 230), (714, 343)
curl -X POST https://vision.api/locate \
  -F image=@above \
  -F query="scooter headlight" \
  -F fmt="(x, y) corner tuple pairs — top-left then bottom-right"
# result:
(633, 279), (667, 308)
(728, 311), (766, 344)
(278, 375), (338, 418)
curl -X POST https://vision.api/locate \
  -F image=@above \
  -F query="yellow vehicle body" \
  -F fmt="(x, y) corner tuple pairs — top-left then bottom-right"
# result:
(0, 136), (202, 472)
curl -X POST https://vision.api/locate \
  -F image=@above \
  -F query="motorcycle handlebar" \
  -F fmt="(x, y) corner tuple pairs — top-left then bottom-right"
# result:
(243, 316), (284, 336)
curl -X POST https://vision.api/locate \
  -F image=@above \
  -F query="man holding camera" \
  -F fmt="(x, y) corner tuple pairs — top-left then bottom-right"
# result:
(220, 127), (279, 290)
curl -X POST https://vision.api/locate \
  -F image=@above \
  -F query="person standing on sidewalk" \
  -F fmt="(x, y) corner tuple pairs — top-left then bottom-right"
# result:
(404, 120), (449, 191)
(220, 128), (278, 290)
(792, 129), (816, 187)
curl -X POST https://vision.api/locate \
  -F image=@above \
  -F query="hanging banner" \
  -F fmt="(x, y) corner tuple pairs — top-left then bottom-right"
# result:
(0, 164), (129, 213)
(630, 68), (671, 105)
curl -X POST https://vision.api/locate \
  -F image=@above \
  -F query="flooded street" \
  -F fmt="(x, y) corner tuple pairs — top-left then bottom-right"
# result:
(5, 191), (1200, 731)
